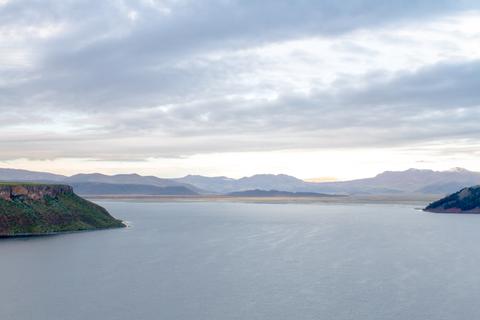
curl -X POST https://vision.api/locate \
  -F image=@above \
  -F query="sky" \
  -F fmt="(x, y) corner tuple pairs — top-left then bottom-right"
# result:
(1, 0), (480, 180)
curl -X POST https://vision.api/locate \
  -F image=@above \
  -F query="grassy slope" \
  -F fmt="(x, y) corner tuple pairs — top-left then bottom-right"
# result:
(0, 192), (125, 236)
(425, 186), (480, 212)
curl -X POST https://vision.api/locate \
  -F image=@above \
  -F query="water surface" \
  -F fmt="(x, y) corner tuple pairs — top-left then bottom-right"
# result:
(1, 201), (480, 320)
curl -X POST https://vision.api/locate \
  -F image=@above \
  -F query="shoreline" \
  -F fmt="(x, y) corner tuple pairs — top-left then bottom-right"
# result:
(423, 208), (480, 214)
(0, 224), (126, 239)
(84, 194), (441, 206)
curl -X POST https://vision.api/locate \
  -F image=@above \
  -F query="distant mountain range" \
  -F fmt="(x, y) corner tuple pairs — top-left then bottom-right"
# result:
(0, 168), (65, 182)
(69, 183), (198, 196)
(1, 167), (480, 196)
(175, 174), (309, 194)
(311, 168), (480, 195)
(175, 168), (480, 195)
(0, 168), (200, 196)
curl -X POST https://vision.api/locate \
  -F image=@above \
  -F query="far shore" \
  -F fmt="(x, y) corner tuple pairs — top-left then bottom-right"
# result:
(84, 194), (441, 206)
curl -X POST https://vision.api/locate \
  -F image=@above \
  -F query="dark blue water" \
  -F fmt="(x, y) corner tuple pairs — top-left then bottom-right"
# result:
(2, 201), (480, 320)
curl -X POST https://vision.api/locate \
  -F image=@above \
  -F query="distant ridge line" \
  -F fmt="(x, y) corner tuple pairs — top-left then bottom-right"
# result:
(1, 167), (479, 196)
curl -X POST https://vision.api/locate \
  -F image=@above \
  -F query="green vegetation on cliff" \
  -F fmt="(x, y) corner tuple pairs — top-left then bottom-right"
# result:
(0, 183), (125, 236)
(425, 186), (480, 213)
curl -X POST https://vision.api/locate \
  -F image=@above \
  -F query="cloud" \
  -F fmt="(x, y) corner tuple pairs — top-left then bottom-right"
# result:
(1, 0), (478, 109)
(1, 59), (480, 161)
(0, 0), (480, 162)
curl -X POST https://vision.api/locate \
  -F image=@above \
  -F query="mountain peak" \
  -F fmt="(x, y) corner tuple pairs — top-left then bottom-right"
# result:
(240, 174), (303, 183)
(448, 167), (470, 173)
(406, 168), (430, 172)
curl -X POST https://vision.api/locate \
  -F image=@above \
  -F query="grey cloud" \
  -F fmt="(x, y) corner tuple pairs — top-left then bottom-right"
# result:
(116, 60), (480, 146)
(1, 0), (480, 160)
(1, 60), (480, 160)
(1, 0), (478, 112)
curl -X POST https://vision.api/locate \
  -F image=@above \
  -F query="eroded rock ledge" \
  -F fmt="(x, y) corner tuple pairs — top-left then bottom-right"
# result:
(0, 184), (73, 201)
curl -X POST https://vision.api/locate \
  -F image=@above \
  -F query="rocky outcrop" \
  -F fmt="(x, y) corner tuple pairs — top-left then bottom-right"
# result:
(0, 184), (73, 201)
(0, 183), (124, 236)
(424, 186), (480, 213)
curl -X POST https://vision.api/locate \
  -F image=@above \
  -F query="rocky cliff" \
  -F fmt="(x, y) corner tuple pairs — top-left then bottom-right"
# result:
(0, 183), (125, 236)
(0, 184), (73, 201)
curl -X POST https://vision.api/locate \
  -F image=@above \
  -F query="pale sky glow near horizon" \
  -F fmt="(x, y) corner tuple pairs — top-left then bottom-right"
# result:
(1, 1), (480, 180)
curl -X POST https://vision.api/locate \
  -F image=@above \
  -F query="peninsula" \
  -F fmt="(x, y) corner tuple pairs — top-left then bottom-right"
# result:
(0, 183), (125, 236)
(424, 185), (480, 213)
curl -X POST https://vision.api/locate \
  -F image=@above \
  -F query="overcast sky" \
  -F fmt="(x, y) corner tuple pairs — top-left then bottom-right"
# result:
(1, 0), (480, 179)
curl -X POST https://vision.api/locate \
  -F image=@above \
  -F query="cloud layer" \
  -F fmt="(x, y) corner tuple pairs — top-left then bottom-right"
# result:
(1, 0), (480, 170)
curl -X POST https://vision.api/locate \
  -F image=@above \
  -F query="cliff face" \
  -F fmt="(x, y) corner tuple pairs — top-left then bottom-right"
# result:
(424, 186), (480, 213)
(0, 183), (125, 236)
(0, 184), (73, 201)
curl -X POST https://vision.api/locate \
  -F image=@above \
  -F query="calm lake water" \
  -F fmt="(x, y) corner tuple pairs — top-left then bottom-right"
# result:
(2, 201), (480, 320)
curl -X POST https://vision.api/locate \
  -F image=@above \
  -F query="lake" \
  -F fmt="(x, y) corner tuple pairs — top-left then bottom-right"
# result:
(2, 201), (480, 320)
